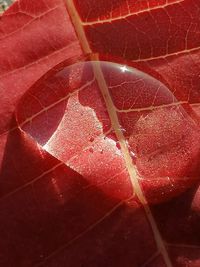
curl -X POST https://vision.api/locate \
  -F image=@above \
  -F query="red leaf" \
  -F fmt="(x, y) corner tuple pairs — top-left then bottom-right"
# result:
(0, 0), (83, 204)
(0, 0), (82, 133)
(80, 0), (200, 106)
(1, 0), (200, 266)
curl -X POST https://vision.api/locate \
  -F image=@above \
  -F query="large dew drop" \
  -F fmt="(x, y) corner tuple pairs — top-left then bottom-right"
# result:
(16, 59), (200, 203)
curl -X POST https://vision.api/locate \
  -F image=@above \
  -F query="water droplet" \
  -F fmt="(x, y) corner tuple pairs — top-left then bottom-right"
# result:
(89, 137), (94, 142)
(119, 127), (126, 133)
(116, 141), (121, 150)
(130, 151), (136, 157)
(16, 57), (197, 204)
(89, 147), (93, 153)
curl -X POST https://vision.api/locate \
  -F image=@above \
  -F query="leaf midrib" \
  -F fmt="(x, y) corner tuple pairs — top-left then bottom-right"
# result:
(64, 0), (174, 266)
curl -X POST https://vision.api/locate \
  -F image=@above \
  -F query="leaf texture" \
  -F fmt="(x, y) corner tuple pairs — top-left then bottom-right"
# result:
(0, 0), (200, 267)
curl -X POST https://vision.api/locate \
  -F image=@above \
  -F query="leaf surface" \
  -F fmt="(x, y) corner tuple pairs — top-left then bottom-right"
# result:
(1, 0), (200, 266)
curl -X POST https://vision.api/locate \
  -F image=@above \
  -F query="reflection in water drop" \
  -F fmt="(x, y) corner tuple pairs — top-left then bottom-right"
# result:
(120, 65), (129, 73)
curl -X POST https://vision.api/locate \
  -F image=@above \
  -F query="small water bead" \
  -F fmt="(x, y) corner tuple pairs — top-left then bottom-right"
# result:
(130, 150), (136, 158)
(115, 141), (121, 150)
(89, 137), (95, 142)
(89, 147), (94, 153)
